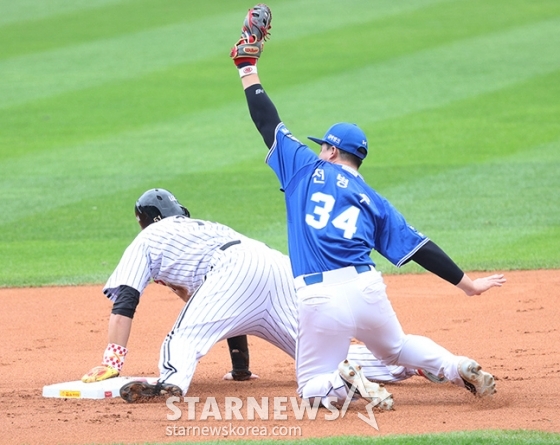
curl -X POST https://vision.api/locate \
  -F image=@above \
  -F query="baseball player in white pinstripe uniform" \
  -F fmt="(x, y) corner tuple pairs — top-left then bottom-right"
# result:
(82, 189), (431, 402)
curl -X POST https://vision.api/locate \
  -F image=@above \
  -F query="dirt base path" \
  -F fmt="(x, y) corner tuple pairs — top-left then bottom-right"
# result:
(1, 270), (559, 444)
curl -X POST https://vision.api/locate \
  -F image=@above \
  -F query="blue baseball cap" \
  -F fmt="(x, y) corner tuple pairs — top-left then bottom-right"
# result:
(308, 122), (368, 160)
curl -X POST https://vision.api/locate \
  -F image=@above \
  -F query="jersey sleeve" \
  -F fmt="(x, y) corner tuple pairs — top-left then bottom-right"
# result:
(265, 123), (318, 190)
(103, 236), (152, 301)
(374, 198), (429, 267)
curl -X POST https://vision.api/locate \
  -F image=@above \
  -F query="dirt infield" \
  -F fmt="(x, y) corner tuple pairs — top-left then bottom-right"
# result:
(1, 270), (559, 444)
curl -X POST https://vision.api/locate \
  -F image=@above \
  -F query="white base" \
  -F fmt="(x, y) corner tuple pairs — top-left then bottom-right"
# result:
(42, 376), (158, 399)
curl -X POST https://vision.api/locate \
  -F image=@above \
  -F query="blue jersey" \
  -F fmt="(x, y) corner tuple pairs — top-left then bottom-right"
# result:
(266, 123), (429, 277)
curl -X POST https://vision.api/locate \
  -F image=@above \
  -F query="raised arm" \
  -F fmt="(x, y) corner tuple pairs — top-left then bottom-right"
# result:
(231, 4), (280, 149)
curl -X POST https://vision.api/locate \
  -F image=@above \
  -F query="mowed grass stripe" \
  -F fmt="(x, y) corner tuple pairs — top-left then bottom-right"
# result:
(0, 239), (131, 286)
(0, 0), (471, 109)
(393, 225), (560, 272)
(0, 0), (125, 27)
(2, 13), (558, 158)
(4, 0), (556, 159)
(277, 17), (560, 135)
(372, 139), (560, 273)
(0, 164), (286, 286)
(367, 72), (560, 270)
(267, 0), (560, 86)
(0, 0), (249, 59)
(389, 139), (560, 232)
(0, 0), (461, 59)
(0, 98), (277, 225)
(2, 140), (558, 284)
(0, 14), (243, 110)
(1, 20), (558, 225)
(2, 0), (557, 158)
(364, 70), (560, 172)
(0, 57), (237, 159)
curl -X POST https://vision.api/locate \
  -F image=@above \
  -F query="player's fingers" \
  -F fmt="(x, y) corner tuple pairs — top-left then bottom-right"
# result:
(488, 274), (506, 286)
(481, 275), (506, 287)
(81, 365), (119, 383)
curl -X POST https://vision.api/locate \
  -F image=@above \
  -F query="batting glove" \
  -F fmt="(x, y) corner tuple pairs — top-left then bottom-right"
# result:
(82, 364), (119, 383)
(81, 343), (128, 383)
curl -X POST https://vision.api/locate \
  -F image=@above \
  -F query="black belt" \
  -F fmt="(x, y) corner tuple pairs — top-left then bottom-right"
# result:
(220, 240), (241, 251)
(303, 265), (372, 286)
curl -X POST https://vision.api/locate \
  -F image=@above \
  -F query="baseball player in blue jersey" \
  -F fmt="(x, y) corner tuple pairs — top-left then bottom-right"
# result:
(81, 188), (428, 402)
(231, 4), (506, 409)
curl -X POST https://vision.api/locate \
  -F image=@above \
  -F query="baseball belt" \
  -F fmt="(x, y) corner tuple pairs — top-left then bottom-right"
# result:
(303, 265), (372, 286)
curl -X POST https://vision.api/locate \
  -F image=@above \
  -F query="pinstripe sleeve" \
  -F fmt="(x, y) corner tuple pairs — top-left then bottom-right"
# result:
(103, 236), (152, 301)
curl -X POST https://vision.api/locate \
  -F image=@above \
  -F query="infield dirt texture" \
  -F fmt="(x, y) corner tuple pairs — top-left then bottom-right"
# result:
(1, 270), (559, 443)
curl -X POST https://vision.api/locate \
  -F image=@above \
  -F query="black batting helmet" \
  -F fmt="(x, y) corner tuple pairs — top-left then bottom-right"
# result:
(134, 188), (190, 229)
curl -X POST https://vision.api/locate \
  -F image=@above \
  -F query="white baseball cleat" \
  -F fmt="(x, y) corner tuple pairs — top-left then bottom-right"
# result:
(338, 359), (394, 410)
(458, 359), (496, 397)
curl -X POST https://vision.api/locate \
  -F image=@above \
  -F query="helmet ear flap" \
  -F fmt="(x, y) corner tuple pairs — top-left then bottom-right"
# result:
(135, 205), (152, 230)
(134, 188), (189, 229)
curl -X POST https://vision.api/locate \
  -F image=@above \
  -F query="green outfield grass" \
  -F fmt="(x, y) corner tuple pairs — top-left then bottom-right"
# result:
(2, 1), (560, 444)
(1, 0), (559, 287)
(103, 429), (560, 445)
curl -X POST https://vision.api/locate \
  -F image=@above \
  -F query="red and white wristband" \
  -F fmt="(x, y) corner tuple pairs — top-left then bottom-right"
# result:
(101, 343), (128, 371)
(238, 65), (257, 78)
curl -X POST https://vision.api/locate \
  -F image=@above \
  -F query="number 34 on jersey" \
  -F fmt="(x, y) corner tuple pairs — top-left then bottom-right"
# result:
(305, 168), (372, 240)
(306, 191), (367, 240)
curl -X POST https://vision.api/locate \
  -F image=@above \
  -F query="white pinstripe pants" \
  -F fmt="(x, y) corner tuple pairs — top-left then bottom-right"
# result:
(159, 240), (298, 393)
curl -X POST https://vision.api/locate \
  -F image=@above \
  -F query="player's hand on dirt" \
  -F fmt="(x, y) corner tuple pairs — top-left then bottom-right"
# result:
(223, 370), (260, 381)
(81, 364), (119, 383)
(458, 273), (506, 296)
